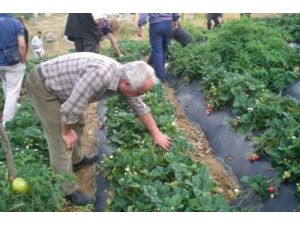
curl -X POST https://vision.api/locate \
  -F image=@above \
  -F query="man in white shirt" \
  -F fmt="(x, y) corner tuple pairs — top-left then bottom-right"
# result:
(31, 31), (45, 58)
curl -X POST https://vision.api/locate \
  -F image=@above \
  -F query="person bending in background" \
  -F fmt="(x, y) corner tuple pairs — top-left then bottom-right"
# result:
(93, 14), (123, 57)
(171, 18), (195, 47)
(207, 13), (223, 30)
(64, 13), (100, 53)
(137, 13), (179, 82)
(0, 13), (26, 127)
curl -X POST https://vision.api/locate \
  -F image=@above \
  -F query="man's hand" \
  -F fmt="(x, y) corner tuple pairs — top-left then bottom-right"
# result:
(61, 122), (78, 151)
(62, 129), (78, 151)
(152, 132), (172, 150)
(137, 27), (143, 37)
(138, 113), (172, 150)
(172, 21), (179, 31)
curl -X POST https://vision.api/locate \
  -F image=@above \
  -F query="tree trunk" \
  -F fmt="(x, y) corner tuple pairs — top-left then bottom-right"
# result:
(0, 124), (16, 181)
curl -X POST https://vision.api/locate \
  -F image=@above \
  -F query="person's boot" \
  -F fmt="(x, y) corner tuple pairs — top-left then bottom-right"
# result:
(66, 190), (95, 206)
(73, 153), (99, 172)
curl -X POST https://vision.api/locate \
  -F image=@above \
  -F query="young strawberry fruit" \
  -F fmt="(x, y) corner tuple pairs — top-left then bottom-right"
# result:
(205, 108), (211, 116)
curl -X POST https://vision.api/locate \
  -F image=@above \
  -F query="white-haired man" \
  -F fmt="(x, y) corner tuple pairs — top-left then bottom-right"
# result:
(25, 52), (172, 206)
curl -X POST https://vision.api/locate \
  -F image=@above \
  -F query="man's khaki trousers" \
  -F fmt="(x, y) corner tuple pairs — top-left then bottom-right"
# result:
(26, 67), (84, 195)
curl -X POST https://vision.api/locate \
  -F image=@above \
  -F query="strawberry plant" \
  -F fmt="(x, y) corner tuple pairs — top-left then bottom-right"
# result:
(241, 174), (280, 201)
(0, 153), (67, 211)
(102, 85), (233, 211)
(0, 100), (49, 163)
(208, 18), (298, 92)
(0, 57), (69, 211)
(255, 14), (300, 43)
(167, 16), (300, 199)
(179, 20), (211, 43)
(168, 43), (220, 81)
(101, 40), (150, 63)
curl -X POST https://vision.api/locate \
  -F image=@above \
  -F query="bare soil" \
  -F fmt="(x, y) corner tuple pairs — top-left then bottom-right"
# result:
(74, 102), (98, 195)
(164, 85), (238, 200)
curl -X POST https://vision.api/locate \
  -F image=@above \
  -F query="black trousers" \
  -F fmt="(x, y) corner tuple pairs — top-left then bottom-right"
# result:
(74, 38), (99, 53)
(172, 24), (194, 47)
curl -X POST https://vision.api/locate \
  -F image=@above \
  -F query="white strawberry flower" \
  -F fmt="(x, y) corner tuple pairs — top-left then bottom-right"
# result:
(247, 107), (254, 112)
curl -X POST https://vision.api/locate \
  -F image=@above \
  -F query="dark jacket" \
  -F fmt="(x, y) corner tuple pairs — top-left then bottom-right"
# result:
(64, 13), (99, 42)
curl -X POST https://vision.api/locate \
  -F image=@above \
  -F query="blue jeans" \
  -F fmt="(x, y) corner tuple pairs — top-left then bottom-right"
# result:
(148, 20), (172, 82)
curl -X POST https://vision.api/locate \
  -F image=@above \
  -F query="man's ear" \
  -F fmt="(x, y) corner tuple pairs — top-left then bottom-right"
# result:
(125, 81), (131, 87)
(122, 80), (131, 88)
(119, 79), (131, 89)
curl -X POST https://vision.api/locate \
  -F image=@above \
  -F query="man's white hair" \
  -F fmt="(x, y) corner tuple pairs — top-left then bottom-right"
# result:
(119, 61), (159, 91)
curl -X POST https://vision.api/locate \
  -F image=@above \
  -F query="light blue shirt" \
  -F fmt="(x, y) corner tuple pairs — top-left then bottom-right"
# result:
(138, 13), (179, 27)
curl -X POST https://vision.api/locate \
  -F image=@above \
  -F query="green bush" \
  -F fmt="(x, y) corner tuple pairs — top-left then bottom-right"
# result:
(208, 18), (297, 91)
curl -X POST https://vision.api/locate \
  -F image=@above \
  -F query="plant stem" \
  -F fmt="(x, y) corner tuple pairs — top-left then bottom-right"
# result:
(0, 124), (16, 181)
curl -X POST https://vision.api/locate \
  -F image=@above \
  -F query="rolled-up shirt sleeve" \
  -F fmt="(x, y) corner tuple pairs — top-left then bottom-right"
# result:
(125, 96), (150, 116)
(137, 13), (148, 27)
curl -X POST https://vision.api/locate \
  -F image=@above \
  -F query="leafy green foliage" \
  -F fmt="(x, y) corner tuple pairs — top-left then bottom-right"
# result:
(101, 40), (150, 63)
(0, 159), (66, 211)
(0, 100), (48, 162)
(168, 43), (220, 81)
(255, 14), (300, 43)
(0, 99), (67, 211)
(102, 85), (233, 211)
(179, 21), (211, 43)
(208, 18), (297, 92)
(167, 16), (300, 197)
(241, 174), (279, 201)
(0, 58), (67, 211)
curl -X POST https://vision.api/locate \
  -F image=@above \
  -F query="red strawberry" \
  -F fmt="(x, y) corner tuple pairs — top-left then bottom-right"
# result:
(248, 155), (254, 162)
(248, 154), (259, 162)
(267, 186), (275, 193)
(253, 154), (260, 161)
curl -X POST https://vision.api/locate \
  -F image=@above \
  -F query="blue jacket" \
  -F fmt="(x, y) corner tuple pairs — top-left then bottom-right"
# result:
(0, 13), (24, 66)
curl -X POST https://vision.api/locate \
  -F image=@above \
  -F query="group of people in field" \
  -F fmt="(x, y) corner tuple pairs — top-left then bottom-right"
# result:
(0, 13), (223, 206)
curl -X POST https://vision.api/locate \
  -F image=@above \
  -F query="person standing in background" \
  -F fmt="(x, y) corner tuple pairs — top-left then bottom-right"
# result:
(0, 13), (26, 127)
(64, 13), (100, 53)
(137, 13), (179, 82)
(31, 31), (45, 58)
